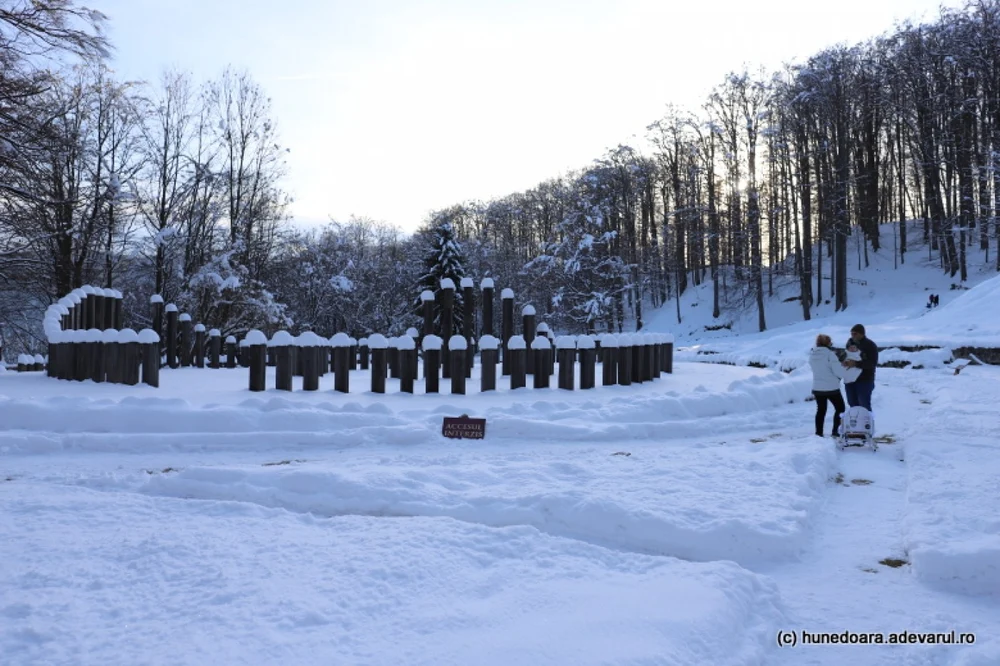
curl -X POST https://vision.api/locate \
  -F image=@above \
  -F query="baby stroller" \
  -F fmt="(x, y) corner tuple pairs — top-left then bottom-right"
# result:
(838, 406), (877, 451)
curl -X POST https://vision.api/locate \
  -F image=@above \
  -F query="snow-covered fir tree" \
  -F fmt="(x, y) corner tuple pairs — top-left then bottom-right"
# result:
(416, 218), (466, 334)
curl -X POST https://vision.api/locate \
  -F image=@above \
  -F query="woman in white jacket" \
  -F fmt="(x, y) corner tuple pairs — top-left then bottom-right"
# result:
(808, 334), (847, 437)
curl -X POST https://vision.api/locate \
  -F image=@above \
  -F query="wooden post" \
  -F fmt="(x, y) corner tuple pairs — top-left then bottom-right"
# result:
(501, 288), (514, 375)
(179, 314), (193, 367)
(388, 337), (400, 379)
(208, 329), (221, 368)
(331, 332), (352, 393)
(522, 305), (536, 375)
(194, 324), (206, 368)
(94, 289), (106, 332)
(368, 333), (388, 394)
(271, 331), (294, 391)
(479, 335), (498, 392)
(650, 333), (661, 379)
(165, 304), (179, 369)
(239, 338), (251, 368)
(631, 333), (643, 384)
(103, 289), (117, 330)
(113, 289), (124, 329)
(644, 333), (656, 381)
(348, 337), (358, 370)
(299, 332), (322, 391)
(531, 336), (550, 389)
(618, 334), (632, 386)
(149, 294), (164, 338)
(102, 329), (119, 384)
(17, 354), (28, 372)
(118, 328), (140, 386)
(420, 289), (435, 344)
(556, 336), (576, 390)
(448, 335), (467, 395)
(245, 330), (268, 392)
(439, 279), (455, 378)
(69, 291), (82, 330)
(139, 329), (160, 388)
(508, 335), (526, 389)
(87, 328), (104, 383)
(422, 334), (442, 394)
(461, 277), (475, 374)
(664, 336), (674, 374)
(537, 323), (553, 377)
(481, 278), (494, 336)
(82, 285), (96, 329)
(398, 335), (416, 393)
(225, 336), (238, 368)
(601, 333), (618, 386)
(578, 335), (596, 389)
(358, 337), (369, 370)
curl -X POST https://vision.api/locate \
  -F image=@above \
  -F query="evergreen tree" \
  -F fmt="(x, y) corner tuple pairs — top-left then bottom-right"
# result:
(415, 218), (466, 334)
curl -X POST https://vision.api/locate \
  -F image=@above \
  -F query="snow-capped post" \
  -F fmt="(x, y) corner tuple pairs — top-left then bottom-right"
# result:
(481, 278), (495, 337)
(33, 353), (44, 372)
(449, 335), (467, 395)
(81, 285), (96, 329)
(239, 337), (251, 368)
(531, 336), (551, 389)
(461, 277), (476, 373)
(225, 336), (237, 368)
(398, 334), (416, 393)
(618, 334), (633, 386)
(643, 334), (655, 382)
(556, 336), (576, 391)
(193, 324), (206, 368)
(58, 300), (70, 330)
(501, 289), (514, 376)
(66, 291), (79, 330)
(422, 334), (442, 394)
(330, 333), (352, 393)
(601, 334), (618, 386)
(358, 337), (369, 370)
(118, 328), (140, 386)
(94, 288), (106, 331)
(165, 304), (179, 369)
(139, 329), (160, 388)
(179, 314), (193, 367)
(439, 278), (455, 378)
(577, 335), (596, 389)
(245, 330), (268, 392)
(537, 323), (553, 377)
(102, 329), (119, 384)
(522, 305), (537, 375)
(16, 354), (27, 372)
(208, 329), (221, 368)
(348, 336), (358, 370)
(388, 336), (400, 379)
(149, 294), (164, 354)
(508, 334), (526, 389)
(101, 289), (114, 330)
(86, 328), (103, 382)
(113, 290), (124, 330)
(648, 334), (659, 380)
(299, 332), (322, 391)
(629, 333), (643, 384)
(420, 290), (435, 344)
(270, 331), (294, 391)
(663, 334), (674, 374)
(368, 333), (388, 394)
(479, 335), (499, 392)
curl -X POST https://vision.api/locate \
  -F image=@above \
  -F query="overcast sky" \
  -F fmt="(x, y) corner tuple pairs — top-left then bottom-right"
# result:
(95, 0), (962, 233)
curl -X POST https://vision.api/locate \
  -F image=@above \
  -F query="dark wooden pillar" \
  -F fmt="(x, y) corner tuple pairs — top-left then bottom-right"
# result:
(508, 335), (526, 389)
(398, 336), (416, 393)
(422, 334), (441, 394)
(179, 314), (193, 367)
(556, 336), (575, 390)
(246, 330), (268, 391)
(439, 280), (455, 378)
(481, 278), (494, 336)
(225, 336), (237, 368)
(139, 329), (160, 388)
(449, 335), (467, 395)
(165, 304), (179, 368)
(194, 324), (206, 368)
(208, 329), (221, 368)
(420, 289), (435, 344)
(522, 305), (536, 375)
(479, 335), (498, 392)
(331, 333), (352, 394)
(602, 334), (618, 386)
(368, 334), (388, 394)
(501, 288), (514, 375)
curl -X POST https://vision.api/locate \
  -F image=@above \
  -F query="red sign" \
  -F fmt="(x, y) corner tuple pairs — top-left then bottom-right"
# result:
(442, 415), (486, 439)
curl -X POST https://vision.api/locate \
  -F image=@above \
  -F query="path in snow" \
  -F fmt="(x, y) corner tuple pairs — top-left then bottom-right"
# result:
(762, 370), (1000, 666)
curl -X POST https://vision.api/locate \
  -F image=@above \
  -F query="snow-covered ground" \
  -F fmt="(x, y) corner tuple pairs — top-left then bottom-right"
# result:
(2, 233), (999, 665)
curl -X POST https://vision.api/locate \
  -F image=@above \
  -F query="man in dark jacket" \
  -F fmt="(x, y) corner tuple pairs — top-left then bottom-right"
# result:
(844, 323), (877, 410)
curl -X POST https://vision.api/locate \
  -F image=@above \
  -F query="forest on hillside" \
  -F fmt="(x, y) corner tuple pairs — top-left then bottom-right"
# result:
(3, 0), (1000, 355)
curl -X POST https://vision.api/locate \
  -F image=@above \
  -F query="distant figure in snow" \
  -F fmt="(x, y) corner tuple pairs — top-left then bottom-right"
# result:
(927, 295), (934, 309)
(933, 294), (939, 307)
(808, 334), (847, 438)
(843, 324), (878, 411)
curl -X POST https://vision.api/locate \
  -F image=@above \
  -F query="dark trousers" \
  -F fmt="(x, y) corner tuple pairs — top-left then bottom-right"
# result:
(813, 389), (846, 436)
(845, 381), (875, 411)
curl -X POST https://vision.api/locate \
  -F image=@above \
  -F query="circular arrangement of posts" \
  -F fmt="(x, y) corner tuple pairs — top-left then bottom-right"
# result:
(38, 283), (675, 394)
(43, 285), (160, 386)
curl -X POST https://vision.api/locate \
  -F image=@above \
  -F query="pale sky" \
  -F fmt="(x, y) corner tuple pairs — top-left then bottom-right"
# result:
(95, 0), (962, 233)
